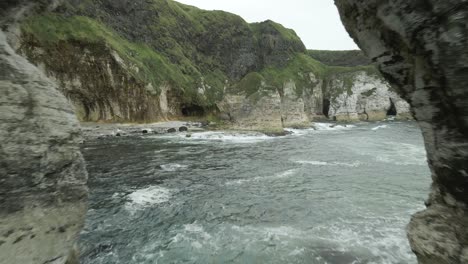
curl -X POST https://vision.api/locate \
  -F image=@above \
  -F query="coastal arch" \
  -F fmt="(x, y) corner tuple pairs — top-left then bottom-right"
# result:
(335, 1), (468, 263)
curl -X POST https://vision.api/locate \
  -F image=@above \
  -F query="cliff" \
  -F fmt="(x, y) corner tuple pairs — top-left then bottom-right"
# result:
(17, 0), (410, 133)
(0, 1), (88, 263)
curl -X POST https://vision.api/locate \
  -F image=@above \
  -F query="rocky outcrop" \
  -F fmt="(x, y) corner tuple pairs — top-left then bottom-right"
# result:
(218, 70), (323, 132)
(280, 80), (311, 128)
(335, 0), (468, 263)
(218, 92), (283, 134)
(219, 68), (409, 131)
(326, 71), (411, 121)
(0, 1), (88, 264)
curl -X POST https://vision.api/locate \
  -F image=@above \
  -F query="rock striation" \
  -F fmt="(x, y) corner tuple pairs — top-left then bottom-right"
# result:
(0, 1), (88, 264)
(335, 0), (468, 263)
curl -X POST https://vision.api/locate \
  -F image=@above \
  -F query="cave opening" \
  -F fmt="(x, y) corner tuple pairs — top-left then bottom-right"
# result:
(181, 104), (206, 117)
(387, 98), (397, 116)
(323, 98), (331, 118)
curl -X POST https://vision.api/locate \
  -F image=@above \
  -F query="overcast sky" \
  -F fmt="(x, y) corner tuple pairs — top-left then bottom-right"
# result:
(176, 0), (359, 50)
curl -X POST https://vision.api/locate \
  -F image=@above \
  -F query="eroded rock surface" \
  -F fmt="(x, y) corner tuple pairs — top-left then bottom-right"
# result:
(327, 71), (411, 121)
(335, 0), (468, 263)
(0, 1), (88, 264)
(218, 92), (284, 134)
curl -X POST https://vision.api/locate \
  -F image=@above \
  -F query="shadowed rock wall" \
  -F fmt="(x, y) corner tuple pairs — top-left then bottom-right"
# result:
(0, 1), (88, 264)
(335, 0), (468, 263)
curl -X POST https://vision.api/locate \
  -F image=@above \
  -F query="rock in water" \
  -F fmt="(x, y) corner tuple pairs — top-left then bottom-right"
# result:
(0, 2), (88, 264)
(179, 126), (188, 132)
(167, 128), (177, 133)
(335, 1), (468, 263)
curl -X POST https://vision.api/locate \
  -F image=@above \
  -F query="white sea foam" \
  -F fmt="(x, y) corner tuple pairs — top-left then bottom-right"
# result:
(184, 223), (205, 233)
(188, 131), (273, 143)
(295, 160), (361, 167)
(226, 169), (298, 186)
(160, 163), (188, 172)
(125, 185), (171, 211)
(376, 142), (427, 165)
(313, 123), (356, 131)
(372, 125), (388, 131)
(163, 219), (416, 263)
(169, 223), (214, 250)
(284, 128), (313, 136)
(226, 220), (415, 264)
(288, 247), (305, 256)
(311, 219), (417, 264)
(157, 131), (274, 144)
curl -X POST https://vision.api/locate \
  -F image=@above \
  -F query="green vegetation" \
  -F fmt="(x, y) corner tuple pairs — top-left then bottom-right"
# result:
(250, 20), (303, 44)
(21, 14), (196, 94)
(21, 13), (229, 107)
(230, 72), (265, 96)
(20, 0), (386, 120)
(323, 64), (380, 96)
(307, 50), (371, 67)
(260, 54), (325, 96)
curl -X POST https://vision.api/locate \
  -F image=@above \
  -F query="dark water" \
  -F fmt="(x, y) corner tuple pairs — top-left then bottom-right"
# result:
(80, 122), (430, 264)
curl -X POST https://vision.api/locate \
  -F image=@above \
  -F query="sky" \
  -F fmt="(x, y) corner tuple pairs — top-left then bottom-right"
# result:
(175, 0), (359, 50)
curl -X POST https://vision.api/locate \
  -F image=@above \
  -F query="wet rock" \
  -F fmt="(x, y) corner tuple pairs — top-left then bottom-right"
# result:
(186, 133), (192, 138)
(167, 128), (177, 133)
(179, 126), (188, 132)
(335, 0), (468, 263)
(142, 129), (149, 134)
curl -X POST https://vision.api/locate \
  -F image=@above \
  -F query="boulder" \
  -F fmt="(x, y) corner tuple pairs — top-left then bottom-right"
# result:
(179, 126), (188, 132)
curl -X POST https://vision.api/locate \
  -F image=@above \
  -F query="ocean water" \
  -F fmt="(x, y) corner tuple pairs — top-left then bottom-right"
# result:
(80, 121), (431, 264)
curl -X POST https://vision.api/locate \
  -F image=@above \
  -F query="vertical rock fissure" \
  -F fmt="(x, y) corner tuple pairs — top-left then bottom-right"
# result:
(387, 98), (397, 116)
(322, 98), (331, 118)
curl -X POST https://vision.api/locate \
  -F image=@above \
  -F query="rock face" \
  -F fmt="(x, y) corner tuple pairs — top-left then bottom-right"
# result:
(219, 69), (410, 132)
(20, 39), (180, 122)
(0, 1), (88, 264)
(218, 92), (284, 134)
(335, 0), (468, 263)
(326, 71), (411, 121)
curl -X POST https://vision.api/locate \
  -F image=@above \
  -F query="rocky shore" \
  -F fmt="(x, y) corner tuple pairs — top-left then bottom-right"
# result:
(80, 121), (206, 139)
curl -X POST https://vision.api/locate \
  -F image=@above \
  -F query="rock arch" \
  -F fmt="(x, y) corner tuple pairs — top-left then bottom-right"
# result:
(335, 1), (468, 263)
(1, 0), (467, 263)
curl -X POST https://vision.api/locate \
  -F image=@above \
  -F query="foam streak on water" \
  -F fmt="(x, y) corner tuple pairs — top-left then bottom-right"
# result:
(81, 121), (431, 264)
(155, 131), (274, 144)
(125, 185), (171, 211)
